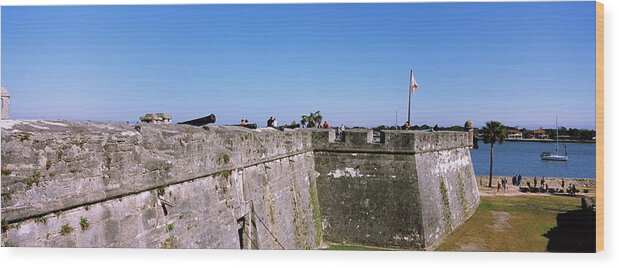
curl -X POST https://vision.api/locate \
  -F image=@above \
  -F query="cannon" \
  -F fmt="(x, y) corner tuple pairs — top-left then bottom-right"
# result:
(178, 114), (216, 126)
(284, 123), (301, 129)
(241, 123), (258, 129)
(277, 123), (301, 131)
(231, 123), (257, 129)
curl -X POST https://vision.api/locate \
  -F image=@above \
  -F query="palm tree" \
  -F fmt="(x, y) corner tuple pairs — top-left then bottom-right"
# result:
(482, 121), (507, 188)
(314, 111), (323, 127)
(300, 111), (323, 128)
(300, 114), (311, 128)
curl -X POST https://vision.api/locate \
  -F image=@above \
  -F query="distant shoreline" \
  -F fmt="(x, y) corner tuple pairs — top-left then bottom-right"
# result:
(504, 139), (595, 144)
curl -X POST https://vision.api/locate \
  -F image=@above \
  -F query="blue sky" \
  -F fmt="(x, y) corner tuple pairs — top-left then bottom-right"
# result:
(1, 2), (596, 129)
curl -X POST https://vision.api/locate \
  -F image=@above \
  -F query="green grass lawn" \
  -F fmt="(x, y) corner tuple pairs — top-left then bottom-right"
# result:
(436, 195), (584, 252)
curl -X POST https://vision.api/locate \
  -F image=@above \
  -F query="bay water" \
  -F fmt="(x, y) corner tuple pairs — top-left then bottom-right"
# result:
(470, 141), (596, 179)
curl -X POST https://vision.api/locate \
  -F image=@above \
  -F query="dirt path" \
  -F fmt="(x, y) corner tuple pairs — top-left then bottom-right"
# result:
(490, 211), (512, 231)
(454, 211), (513, 251)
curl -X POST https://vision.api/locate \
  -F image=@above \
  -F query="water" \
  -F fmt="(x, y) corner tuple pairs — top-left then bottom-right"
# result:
(470, 141), (596, 179)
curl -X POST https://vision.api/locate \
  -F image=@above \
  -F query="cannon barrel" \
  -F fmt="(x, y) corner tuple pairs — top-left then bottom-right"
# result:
(178, 114), (216, 126)
(283, 123), (300, 129)
(242, 123), (258, 129)
(230, 123), (257, 129)
(276, 123), (300, 131)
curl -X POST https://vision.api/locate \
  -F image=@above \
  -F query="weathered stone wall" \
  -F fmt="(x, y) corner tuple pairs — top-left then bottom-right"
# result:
(1, 120), (478, 250)
(312, 129), (479, 250)
(1, 120), (321, 249)
(313, 151), (425, 249)
(415, 147), (479, 249)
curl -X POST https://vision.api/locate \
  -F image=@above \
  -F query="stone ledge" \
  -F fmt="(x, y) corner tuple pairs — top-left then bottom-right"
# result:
(310, 128), (472, 153)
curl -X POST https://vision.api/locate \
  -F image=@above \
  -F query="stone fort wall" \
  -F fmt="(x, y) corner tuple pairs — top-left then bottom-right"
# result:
(1, 121), (321, 249)
(311, 129), (479, 249)
(1, 120), (478, 250)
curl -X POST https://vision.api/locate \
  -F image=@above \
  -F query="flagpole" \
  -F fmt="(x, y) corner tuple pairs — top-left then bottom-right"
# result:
(407, 69), (412, 125)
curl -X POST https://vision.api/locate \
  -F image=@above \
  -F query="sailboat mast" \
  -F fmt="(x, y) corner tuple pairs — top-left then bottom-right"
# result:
(555, 116), (559, 155)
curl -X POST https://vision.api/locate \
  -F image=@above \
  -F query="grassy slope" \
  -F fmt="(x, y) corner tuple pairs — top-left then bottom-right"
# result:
(436, 195), (582, 252)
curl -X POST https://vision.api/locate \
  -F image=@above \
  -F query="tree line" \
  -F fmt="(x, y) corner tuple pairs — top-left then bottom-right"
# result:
(372, 124), (595, 141)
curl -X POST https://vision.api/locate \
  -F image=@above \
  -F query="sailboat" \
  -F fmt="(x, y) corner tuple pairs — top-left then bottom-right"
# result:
(540, 117), (568, 161)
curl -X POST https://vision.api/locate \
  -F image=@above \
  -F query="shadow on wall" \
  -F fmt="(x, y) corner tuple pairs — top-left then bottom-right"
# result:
(543, 208), (595, 252)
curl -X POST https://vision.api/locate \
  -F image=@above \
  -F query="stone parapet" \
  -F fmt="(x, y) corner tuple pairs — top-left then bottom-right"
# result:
(311, 128), (472, 153)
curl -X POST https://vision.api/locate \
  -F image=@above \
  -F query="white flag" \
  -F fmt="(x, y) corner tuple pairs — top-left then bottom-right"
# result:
(410, 69), (420, 94)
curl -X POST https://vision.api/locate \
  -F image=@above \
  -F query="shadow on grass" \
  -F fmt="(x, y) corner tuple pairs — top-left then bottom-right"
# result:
(543, 209), (595, 252)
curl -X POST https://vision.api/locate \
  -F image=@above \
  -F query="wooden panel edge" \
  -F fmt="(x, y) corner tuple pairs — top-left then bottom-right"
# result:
(595, 1), (604, 253)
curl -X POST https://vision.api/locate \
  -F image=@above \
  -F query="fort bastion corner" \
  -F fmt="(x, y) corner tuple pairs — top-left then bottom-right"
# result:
(1, 119), (479, 250)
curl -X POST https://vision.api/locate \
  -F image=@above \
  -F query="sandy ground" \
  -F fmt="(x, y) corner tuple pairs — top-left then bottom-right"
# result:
(476, 176), (596, 197)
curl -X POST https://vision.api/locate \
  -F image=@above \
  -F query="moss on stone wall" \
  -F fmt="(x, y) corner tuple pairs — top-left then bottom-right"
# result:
(439, 178), (452, 232)
(308, 174), (323, 247)
(290, 179), (309, 249)
(457, 173), (468, 215)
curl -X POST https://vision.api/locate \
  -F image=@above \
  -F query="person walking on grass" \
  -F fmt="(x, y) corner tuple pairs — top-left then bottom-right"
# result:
(497, 181), (502, 195)
(571, 184), (577, 196)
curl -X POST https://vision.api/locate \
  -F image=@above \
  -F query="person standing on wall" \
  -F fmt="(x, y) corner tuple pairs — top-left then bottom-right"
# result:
(267, 117), (273, 128)
(337, 124), (345, 140)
